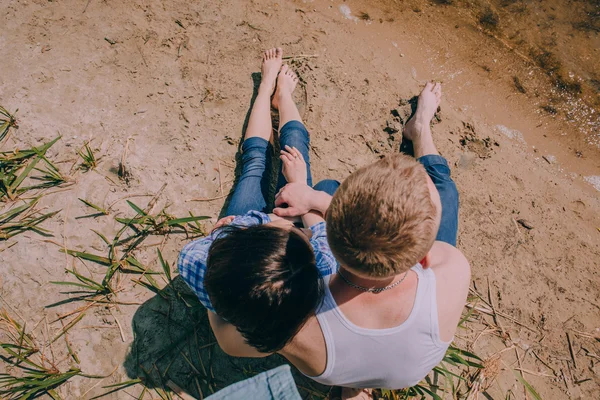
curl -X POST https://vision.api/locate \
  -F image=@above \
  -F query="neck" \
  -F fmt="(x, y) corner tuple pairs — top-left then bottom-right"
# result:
(338, 267), (400, 288)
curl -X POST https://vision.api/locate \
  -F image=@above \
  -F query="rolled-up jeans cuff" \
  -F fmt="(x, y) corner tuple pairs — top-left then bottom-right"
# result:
(417, 154), (449, 169)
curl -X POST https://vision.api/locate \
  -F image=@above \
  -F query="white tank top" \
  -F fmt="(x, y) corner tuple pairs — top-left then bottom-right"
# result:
(308, 264), (450, 389)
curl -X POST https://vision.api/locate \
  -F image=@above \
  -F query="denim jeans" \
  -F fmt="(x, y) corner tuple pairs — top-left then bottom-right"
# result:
(417, 154), (459, 246)
(225, 120), (458, 244)
(226, 120), (339, 216)
(205, 365), (301, 400)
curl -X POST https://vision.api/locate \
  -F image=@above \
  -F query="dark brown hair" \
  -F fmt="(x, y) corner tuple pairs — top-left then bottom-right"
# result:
(326, 154), (438, 277)
(205, 225), (324, 353)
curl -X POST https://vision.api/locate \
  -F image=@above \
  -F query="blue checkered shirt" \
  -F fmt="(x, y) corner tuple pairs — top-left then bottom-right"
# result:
(178, 211), (338, 313)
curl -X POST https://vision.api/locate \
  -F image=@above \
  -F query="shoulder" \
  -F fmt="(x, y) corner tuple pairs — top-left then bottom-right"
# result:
(429, 241), (470, 285)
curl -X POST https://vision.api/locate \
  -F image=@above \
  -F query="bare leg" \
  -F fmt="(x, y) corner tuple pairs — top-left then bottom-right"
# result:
(244, 48), (283, 141)
(272, 65), (301, 130)
(403, 82), (442, 158)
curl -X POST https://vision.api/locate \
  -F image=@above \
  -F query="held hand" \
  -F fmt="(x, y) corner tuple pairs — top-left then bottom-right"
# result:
(273, 182), (316, 217)
(211, 216), (235, 232)
(280, 145), (307, 184)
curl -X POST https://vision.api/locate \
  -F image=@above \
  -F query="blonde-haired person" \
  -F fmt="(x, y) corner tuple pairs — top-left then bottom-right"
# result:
(274, 82), (470, 399)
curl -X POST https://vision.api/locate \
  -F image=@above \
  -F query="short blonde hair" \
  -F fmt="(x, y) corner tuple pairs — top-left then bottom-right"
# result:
(326, 154), (438, 277)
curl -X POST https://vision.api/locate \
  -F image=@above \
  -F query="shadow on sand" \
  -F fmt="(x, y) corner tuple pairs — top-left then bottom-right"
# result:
(123, 276), (329, 398)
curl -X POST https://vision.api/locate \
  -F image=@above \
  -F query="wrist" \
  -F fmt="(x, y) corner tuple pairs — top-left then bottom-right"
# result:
(311, 190), (332, 215)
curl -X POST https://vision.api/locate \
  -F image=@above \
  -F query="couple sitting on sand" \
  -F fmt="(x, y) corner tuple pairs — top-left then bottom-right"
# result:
(178, 48), (470, 399)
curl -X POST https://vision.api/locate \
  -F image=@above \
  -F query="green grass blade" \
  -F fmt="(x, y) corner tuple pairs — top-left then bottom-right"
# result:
(67, 269), (107, 291)
(89, 378), (143, 399)
(126, 200), (147, 216)
(50, 313), (85, 344)
(0, 198), (37, 223)
(512, 369), (542, 400)
(157, 249), (171, 282)
(165, 215), (210, 226)
(413, 384), (442, 400)
(59, 249), (112, 266)
(78, 199), (108, 215)
(50, 281), (99, 291)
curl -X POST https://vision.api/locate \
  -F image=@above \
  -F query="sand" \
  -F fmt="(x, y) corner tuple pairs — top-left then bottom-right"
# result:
(1, 0), (599, 399)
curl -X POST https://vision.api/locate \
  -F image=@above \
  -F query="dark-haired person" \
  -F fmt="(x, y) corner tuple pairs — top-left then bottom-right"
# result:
(178, 48), (339, 362)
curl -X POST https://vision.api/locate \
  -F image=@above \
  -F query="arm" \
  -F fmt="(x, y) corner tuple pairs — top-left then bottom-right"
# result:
(277, 146), (332, 218)
(302, 210), (324, 228)
(273, 183), (332, 218)
(207, 312), (271, 358)
(428, 242), (471, 342)
(308, 221), (339, 277)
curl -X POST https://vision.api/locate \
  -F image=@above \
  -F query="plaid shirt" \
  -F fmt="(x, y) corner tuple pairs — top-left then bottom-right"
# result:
(178, 211), (338, 313)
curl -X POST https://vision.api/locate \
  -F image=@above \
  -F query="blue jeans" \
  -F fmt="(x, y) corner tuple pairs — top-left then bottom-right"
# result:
(206, 365), (301, 400)
(226, 120), (339, 216)
(417, 155), (459, 246)
(225, 120), (458, 245)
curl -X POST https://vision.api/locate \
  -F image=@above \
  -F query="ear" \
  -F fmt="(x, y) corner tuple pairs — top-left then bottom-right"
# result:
(420, 252), (431, 269)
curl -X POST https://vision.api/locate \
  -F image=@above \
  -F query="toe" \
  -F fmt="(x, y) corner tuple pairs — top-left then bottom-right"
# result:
(281, 64), (289, 73)
(425, 81), (434, 91)
(276, 47), (283, 59)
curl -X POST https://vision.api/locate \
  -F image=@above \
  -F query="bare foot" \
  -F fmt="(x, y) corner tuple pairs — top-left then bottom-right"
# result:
(272, 64), (299, 110)
(341, 388), (373, 400)
(259, 48), (283, 95)
(403, 81), (442, 142)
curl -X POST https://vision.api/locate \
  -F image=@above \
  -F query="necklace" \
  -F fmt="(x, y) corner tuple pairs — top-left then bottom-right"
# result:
(337, 269), (409, 293)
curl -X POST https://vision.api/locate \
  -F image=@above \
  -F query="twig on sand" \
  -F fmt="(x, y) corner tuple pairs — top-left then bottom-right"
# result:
(514, 368), (554, 378)
(167, 380), (197, 400)
(566, 332), (577, 369)
(186, 194), (228, 202)
(532, 350), (558, 376)
(487, 277), (508, 340)
(109, 309), (126, 342)
(136, 42), (149, 68)
(217, 161), (223, 196)
(83, 0), (92, 13)
(118, 136), (133, 182)
(283, 54), (318, 60)
(468, 287), (537, 332)
(146, 183), (168, 214)
(107, 194), (153, 210)
(512, 217), (525, 242)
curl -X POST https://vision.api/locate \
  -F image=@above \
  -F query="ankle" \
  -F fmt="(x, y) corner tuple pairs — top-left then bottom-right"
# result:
(258, 83), (273, 96)
(276, 90), (293, 102)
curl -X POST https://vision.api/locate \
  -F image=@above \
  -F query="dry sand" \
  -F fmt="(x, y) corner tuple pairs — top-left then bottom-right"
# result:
(1, 0), (599, 399)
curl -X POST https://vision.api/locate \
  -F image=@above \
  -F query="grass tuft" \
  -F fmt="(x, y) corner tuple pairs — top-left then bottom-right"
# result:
(0, 136), (63, 201)
(0, 197), (59, 240)
(0, 310), (86, 400)
(77, 142), (98, 171)
(0, 106), (18, 143)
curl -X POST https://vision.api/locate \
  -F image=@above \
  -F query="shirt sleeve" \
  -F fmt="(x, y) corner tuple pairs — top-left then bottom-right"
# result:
(309, 221), (338, 277)
(177, 211), (271, 312)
